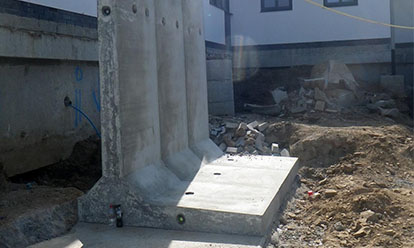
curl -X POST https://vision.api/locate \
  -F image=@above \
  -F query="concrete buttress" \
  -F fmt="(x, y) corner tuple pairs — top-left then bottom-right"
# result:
(78, 0), (299, 237)
(182, 0), (223, 163)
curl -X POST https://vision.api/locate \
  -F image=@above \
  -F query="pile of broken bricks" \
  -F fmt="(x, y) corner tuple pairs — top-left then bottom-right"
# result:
(210, 120), (290, 157)
(281, 81), (344, 114)
(246, 61), (410, 119)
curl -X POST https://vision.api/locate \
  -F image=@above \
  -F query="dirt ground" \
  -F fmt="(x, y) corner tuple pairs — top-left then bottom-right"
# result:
(1, 111), (413, 247)
(10, 136), (101, 192)
(0, 137), (99, 247)
(259, 113), (414, 248)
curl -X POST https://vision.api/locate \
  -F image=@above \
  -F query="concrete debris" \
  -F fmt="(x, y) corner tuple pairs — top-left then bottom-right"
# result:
(280, 149), (290, 157)
(290, 99), (307, 114)
(365, 92), (406, 119)
(255, 132), (265, 151)
(300, 78), (325, 90)
(257, 122), (269, 132)
(225, 122), (239, 129)
(327, 89), (355, 108)
(235, 137), (245, 147)
(314, 101), (325, 111)
(235, 123), (248, 137)
(271, 88), (288, 104)
(209, 117), (290, 156)
(244, 62), (409, 120)
(247, 121), (259, 130)
(282, 61), (363, 115)
(325, 108), (338, 113)
(311, 60), (359, 93)
(223, 133), (236, 147)
(226, 147), (241, 154)
(314, 87), (329, 102)
(210, 126), (225, 137)
(271, 143), (280, 154)
(360, 210), (376, 221)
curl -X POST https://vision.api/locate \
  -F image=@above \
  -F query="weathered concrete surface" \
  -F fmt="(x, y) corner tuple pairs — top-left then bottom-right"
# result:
(0, 60), (99, 176)
(0, 13), (97, 61)
(79, 0), (299, 238)
(79, 156), (298, 236)
(99, 0), (162, 178)
(29, 223), (263, 248)
(182, 0), (223, 162)
(207, 59), (235, 116)
(154, 0), (203, 179)
(0, 5), (99, 176)
(0, 187), (82, 248)
(233, 41), (391, 69)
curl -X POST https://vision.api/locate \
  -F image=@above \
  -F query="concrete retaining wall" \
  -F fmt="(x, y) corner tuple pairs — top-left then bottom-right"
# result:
(233, 39), (391, 69)
(206, 56), (235, 116)
(0, 58), (100, 177)
(0, 1), (99, 176)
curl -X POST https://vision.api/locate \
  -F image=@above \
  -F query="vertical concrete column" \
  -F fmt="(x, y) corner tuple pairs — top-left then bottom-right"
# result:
(182, 0), (223, 162)
(154, 0), (202, 180)
(98, 0), (161, 178)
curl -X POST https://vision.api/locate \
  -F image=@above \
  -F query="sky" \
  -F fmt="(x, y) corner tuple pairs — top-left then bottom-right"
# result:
(19, 0), (97, 17)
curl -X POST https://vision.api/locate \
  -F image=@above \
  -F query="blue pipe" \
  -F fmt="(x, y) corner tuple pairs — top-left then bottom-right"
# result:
(69, 104), (101, 139)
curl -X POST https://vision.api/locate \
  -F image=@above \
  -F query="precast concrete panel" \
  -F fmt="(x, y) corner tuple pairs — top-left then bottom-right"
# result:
(182, 0), (223, 162)
(98, 0), (161, 177)
(154, 0), (202, 180)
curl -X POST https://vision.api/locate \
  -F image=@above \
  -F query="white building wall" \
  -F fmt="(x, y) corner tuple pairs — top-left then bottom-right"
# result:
(230, 0), (391, 46)
(203, 0), (226, 44)
(391, 0), (414, 43)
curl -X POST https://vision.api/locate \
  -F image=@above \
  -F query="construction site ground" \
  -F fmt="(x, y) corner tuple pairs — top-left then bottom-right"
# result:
(1, 111), (413, 248)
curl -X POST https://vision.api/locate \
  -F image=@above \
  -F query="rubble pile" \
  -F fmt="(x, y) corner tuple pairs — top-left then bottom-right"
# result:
(244, 60), (410, 120)
(209, 117), (290, 156)
(272, 61), (362, 115)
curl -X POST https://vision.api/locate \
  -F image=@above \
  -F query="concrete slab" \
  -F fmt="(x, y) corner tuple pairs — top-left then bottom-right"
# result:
(30, 223), (263, 248)
(80, 155), (298, 236)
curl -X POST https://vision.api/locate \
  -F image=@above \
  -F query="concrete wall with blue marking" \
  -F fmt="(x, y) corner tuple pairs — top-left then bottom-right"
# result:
(0, 0), (99, 176)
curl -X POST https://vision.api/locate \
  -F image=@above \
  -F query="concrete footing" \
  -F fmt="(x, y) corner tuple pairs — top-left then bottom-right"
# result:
(78, 0), (299, 238)
(29, 223), (264, 248)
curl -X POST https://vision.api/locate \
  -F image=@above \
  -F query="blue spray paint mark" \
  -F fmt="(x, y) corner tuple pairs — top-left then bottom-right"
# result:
(92, 77), (101, 112)
(74, 89), (82, 127)
(79, 90), (82, 122)
(75, 66), (83, 82)
(74, 89), (78, 127)
(74, 66), (83, 127)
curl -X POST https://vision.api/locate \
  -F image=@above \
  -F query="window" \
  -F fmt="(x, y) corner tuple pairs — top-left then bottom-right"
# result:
(210, 0), (228, 12)
(324, 0), (358, 7)
(261, 0), (293, 12)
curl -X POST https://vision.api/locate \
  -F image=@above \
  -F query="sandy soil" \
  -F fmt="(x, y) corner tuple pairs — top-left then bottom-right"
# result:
(263, 116), (414, 248)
